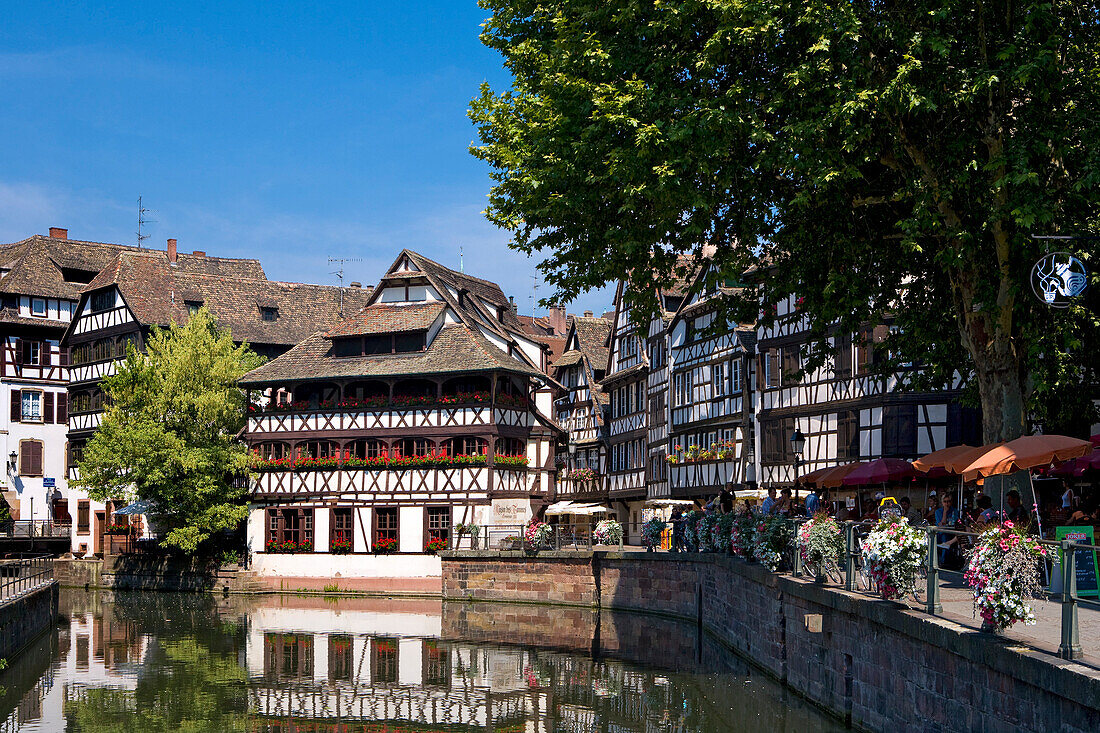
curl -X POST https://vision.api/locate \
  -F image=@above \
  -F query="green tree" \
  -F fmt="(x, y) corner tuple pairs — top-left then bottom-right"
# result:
(74, 309), (264, 553)
(471, 0), (1100, 441)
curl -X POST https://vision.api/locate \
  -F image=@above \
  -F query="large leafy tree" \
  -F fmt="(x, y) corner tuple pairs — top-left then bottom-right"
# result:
(74, 309), (264, 553)
(471, 0), (1100, 441)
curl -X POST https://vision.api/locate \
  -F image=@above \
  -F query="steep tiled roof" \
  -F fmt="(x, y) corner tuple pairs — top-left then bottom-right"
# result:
(79, 250), (370, 348)
(241, 323), (545, 385)
(0, 234), (266, 301)
(573, 316), (611, 369)
(325, 301), (445, 338)
(400, 250), (529, 335)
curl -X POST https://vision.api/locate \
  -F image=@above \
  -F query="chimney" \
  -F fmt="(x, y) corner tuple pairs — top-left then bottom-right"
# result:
(192, 250), (206, 258)
(583, 310), (594, 318)
(167, 239), (178, 263)
(509, 295), (518, 316)
(48, 227), (67, 239)
(349, 281), (362, 289)
(548, 303), (568, 335)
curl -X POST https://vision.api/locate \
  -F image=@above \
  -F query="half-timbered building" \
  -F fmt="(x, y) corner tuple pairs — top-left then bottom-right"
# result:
(0, 228), (142, 530)
(61, 239), (368, 556)
(239, 250), (559, 578)
(550, 316), (611, 505)
(754, 294), (981, 490)
(665, 268), (757, 501)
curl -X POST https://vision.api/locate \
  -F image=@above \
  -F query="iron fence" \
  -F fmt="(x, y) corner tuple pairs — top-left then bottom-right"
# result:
(0, 521), (71, 539)
(0, 555), (55, 603)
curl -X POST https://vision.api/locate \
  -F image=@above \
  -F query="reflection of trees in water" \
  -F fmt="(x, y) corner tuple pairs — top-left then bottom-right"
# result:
(64, 635), (248, 732)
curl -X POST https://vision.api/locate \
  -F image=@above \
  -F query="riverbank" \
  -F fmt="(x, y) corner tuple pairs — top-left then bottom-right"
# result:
(441, 550), (1100, 733)
(0, 581), (57, 663)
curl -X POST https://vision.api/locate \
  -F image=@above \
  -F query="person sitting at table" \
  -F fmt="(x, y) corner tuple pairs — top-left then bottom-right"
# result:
(1068, 500), (1098, 527)
(900, 496), (924, 526)
(935, 493), (961, 566)
(760, 487), (777, 516)
(1004, 490), (1032, 525)
(924, 493), (940, 524)
(776, 488), (793, 517)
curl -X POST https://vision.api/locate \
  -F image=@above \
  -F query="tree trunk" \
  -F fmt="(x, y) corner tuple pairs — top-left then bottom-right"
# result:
(971, 349), (1027, 443)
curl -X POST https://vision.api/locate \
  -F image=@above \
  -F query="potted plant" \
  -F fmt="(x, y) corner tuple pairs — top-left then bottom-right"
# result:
(964, 520), (1047, 632)
(523, 521), (552, 553)
(424, 538), (448, 554)
(796, 514), (845, 581)
(592, 519), (623, 546)
(373, 537), (398, 554)
(330, 537), (352, 555)
(861, 516), (925, 601)
(641, 517), (666, 552)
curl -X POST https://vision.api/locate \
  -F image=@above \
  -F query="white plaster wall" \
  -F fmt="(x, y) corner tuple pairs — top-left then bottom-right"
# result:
(398, 638), (422, 685)
(399, 505), (423, 552)
(314, 509), (330, 552)
(250, 552), (441, 578)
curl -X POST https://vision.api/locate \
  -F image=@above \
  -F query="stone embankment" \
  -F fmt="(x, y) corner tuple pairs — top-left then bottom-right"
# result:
(0, 581), (57, 662)
(441, 550), (1100, 733)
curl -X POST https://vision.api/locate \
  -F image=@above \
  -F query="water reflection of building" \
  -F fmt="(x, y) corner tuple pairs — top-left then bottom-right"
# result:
(244, 600), (551, 732)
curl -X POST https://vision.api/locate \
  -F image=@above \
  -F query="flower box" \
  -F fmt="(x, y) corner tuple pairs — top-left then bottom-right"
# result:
(265, 540), (313, 554)
(373, 537), (398, 554)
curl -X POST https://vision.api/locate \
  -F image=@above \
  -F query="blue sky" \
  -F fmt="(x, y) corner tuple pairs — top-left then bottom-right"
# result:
(0, 1), (614, 317)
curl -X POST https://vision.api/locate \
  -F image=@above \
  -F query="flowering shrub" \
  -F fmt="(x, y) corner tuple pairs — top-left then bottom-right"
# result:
(570, 467), (597, 482)
(424, 538), (448, 554)
(752, 515), (791, 571)
(593, 520), (623, 545)
(524, 521), (552, 548)
(373, 537), (398, 554)
(861, 517), (925, 600)
(713, 513), (734, 553)
(257, 390), (529, 412)
(641, 518), (666, 549)
(666, 440), (737, 464)
(330, 537), (352, 554)
(732, 513), (756, 557)
(698, 512), (719, 552)
(682, 511), (701, 551)
(253, 448), (495, 472)
(797, 514), (844, 571)
(964, 521), (1047, 631)
(496, 392), (529, 409)
(266, 540), (313, 554)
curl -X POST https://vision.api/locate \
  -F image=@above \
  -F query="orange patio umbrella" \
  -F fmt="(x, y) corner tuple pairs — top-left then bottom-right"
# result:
(959, 434), (1091, 481)
(819, 462), (864, 488)
(912, 444), (979, 476)
(797, 466), (832, 486)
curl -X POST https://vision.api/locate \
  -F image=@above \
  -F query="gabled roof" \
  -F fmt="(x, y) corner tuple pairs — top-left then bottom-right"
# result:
(325, 301), (445, 338)
(240, 323), (545, 385)
(71, 250), (369, 348)
(573, 316), (611, 369)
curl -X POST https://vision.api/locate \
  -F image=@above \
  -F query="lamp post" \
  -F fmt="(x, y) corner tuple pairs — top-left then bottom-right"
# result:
(7, 451), (16, 475)
(790, 429), (806, 495)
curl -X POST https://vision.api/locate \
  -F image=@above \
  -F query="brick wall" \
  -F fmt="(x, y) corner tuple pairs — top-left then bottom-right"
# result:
(0, 581), (58, 661)
(442, 550), (1100, 733)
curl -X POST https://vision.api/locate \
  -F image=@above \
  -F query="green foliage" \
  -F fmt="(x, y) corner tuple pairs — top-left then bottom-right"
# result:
(471, 0), (1100, 441)
(73, 308), (264, 553)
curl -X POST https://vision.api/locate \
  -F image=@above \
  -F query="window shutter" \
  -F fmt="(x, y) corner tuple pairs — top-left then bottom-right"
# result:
(21, 340), (31, 365)
(12, 338), (21, 365)
(31, 442), (42, 476)
(10, 390), (20, 423)
(56, 393), (67, 425)
(20, 441), (42, 476)
(43, 393), (54, 424)
(42, 344), (51, 367)
(59, 347), (70, 367)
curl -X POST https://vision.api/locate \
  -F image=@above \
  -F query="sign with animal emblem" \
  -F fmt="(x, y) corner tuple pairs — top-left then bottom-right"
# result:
(1031, 252), (1088, 307)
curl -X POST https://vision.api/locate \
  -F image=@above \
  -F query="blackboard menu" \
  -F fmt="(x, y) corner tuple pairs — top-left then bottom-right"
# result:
(1056, 526), (1100, 598)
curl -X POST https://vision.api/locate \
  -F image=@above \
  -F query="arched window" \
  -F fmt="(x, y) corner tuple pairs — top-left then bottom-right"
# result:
(254, 442), (291, 460)
(295, 383), (339, 409)
(495, 438), (526, 457)
(297, 441), (339, 460)
(395, 438), (432, 458)
(344, 381), (389, 404)
(347, 440), (386, 459)
(393, 379), (436, 399)
(447, 437), (487, 457)
(441, 375), (491, 397)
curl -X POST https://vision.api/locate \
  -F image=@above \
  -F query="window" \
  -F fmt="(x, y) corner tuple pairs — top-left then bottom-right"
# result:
(730, 359), (743, 394)
(348, 440), (385, 459)
(329, 634), (353, 682)
(374, 508), (398, 549)
(834, 333), (853, 377)
(371, 637), (398, 684)
(343, 332), (427, 357)
(427, 507), (450, 545)
(494, 437), (525, 457)
(947, 402), (982, 447)
(77, 501), (90, 534)
(363, 335), (390, 355)
(21, 340), (42, 366)
(713, 362), (730, 397)
(56, 393), (67, 425)
(184, 300), (203, 315)
(297, 441), (338, 460)
(69, 443), (85, 470)
(334, 338), (362, 357)
(265, 508), (314, 550)
(31, 298), (46, 317)
(21, 391), (41, 422)
(261, 307), (278, 322)
(394, 332), (425, 352)
(255, 442), (291, 460)
(782, 347), (800, 382)
(395, 438), (431, 457)
(882, 405), (917, 457)
(449, 437), (486, 457)
(423, 640), (450, 687)
(762, 418), (795, 463)
(90, 290), (113, 312)
(331, 508), (353, 550)
(837, 410), (860, 460)
(18, 440), (43, 476)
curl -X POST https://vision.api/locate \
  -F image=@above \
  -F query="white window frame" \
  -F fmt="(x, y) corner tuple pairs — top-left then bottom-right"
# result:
(21, 390), (42, 422)
(31, 298), (47, 317)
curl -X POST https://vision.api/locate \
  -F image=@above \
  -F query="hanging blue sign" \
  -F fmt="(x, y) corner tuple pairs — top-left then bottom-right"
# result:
(1031, 252), (1088, 307)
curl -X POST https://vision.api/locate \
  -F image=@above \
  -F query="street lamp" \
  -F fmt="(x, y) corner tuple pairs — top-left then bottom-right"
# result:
(790, 429), (806, 493)
(7, 451), (16, 475)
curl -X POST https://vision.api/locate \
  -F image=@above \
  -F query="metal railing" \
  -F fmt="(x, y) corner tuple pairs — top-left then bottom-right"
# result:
(452, 515), (1099, 663)
(0, 521), (71, 539)
(0, 555), (55, 603)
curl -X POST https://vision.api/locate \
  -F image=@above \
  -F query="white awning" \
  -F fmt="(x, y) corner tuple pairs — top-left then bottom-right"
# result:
(566, 504), (613, 516)
(544, 501), (577, 516)
(644, 499), (695, 507)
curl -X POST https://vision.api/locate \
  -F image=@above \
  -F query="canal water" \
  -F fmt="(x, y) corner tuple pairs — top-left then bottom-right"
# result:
(0, 589), (845, 731)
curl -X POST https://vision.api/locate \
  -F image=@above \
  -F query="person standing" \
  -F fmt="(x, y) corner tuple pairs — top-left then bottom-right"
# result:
(934, 493), (961, 566)
(720, 484), (735, 514)
(900, 496), (924, 525)
(804, 488), (820, 516)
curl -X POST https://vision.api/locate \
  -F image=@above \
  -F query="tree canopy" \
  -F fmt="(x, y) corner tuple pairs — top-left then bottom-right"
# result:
(73, 309), (264, 553)
(470, 0), (1100, 441)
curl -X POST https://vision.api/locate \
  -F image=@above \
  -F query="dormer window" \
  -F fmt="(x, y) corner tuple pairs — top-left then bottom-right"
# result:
(90, 290), (114, 313)
(333, 331), (427, 357)
(185, 300), (203, 316)
(261, 306), (278, 322)
(31, 298), (47, 317)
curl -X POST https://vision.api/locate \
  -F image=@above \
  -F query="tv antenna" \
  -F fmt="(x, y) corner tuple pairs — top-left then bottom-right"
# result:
(328, 257), (362, 317)
(459, 246), (464, 273)
(530, 275), (539, 316)
(136, 196), (156, 248)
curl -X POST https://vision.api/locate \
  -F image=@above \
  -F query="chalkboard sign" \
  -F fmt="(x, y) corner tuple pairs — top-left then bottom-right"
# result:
(1056, 526), (1100, 598)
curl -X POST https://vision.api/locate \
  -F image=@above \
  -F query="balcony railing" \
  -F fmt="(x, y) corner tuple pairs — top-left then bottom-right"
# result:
(0, 521), (72, 539)
(250, 391), (529, 415)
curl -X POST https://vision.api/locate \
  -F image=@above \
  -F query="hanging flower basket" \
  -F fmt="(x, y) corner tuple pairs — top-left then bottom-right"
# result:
(861, 517), (925, 601)
(964, 521), (1047, 631)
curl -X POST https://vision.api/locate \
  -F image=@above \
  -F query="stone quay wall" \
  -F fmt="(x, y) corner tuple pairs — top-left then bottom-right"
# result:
(441, 550), (1100, 733)
(0, 581), (58, 661)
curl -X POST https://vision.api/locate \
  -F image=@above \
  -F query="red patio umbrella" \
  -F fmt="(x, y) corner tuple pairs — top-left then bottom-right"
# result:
(841, 458), (917, 486)
(819, 462), (864, 488)
(1092, 433), (1100, 448)
(1047, 447), (1100, 477)
(797, 466), (832, 486)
